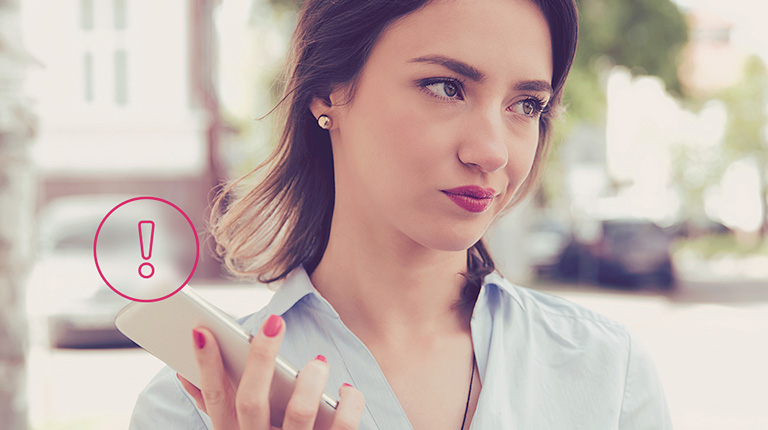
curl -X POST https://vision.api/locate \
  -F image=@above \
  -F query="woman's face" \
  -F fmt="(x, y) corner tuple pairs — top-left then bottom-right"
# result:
(319, 0), (553, 252)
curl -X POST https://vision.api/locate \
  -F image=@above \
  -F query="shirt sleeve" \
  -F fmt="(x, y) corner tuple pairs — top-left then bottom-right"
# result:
(129, 366), (212, 430)
(618, 331), (672, 430)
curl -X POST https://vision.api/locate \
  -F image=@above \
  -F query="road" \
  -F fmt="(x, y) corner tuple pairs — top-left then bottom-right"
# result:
(26, 277), (768, 430)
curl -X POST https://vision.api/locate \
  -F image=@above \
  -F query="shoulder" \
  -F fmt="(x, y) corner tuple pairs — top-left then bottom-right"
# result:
(482, 275), (672, 428)
(484, 273), (630, 344)
(129, 366), (211, 430)
(479, 274), (649, 381)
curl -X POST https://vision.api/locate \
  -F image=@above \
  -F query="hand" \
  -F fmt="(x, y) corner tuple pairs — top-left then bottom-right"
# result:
(177, 314), (365, 429)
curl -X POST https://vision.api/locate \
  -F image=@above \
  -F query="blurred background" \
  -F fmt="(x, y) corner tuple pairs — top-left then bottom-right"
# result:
(1, 0), (767, 428)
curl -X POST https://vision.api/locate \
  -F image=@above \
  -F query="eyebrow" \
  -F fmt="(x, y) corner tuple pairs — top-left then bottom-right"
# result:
(408, 54), (553, 96)
(514, 80), (554, 96)
(409, 55), (486, 82)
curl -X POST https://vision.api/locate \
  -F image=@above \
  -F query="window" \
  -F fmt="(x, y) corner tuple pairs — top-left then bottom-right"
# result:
(115, 50), (128, 105)
(114, 0), (127, 30)
(80, 0), (94, 30)
(83, 52), (94, 101)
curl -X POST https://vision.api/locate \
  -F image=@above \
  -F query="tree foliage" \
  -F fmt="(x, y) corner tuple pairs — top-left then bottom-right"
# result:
(564, 0), (689, 125)
(720, 56), (768, 160)
(718, 56), (768, 236)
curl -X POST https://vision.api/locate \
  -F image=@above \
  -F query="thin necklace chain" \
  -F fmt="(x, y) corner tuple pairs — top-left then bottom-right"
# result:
(460, 353), (476, 430)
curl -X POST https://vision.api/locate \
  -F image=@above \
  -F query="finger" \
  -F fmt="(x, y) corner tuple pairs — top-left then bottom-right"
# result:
(235, 314), (286, 429)
(282, 355), (330, 430)
(331, 383), (365, 430)
(192, 327), (239, 429)
(177, 373), (206, 413)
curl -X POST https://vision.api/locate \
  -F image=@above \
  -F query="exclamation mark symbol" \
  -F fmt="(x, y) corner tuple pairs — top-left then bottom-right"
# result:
(138, 220), (155, 279)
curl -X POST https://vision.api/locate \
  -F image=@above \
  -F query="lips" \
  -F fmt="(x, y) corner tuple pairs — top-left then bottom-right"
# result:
(441, 186), (497, 213)
(442, 186), (497, 199)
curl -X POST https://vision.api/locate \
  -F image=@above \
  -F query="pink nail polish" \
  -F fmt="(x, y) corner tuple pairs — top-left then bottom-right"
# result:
(263, 314), (283, 337)
(192, 329), (205, 349)
(342, 383), (353, 388)
(315, 354), (327, 363)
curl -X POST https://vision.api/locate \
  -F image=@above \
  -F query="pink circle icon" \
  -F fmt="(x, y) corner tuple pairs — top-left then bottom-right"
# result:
(93, 196), (199, 302)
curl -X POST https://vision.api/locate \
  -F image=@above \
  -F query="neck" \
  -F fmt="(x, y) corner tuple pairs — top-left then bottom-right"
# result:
(309, 213), (474, 349)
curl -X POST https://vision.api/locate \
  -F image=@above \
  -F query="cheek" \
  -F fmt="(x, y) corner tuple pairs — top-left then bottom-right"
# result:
(505, 131), (540, 195)
(356, 93), (450, 185)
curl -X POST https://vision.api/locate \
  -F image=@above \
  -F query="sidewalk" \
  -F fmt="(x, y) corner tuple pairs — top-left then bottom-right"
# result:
(675, 251), (768, 282)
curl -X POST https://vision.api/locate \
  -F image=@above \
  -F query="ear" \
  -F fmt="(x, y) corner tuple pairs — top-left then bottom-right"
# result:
(308, 82), (353, 129)
(309, 96), (332, 122)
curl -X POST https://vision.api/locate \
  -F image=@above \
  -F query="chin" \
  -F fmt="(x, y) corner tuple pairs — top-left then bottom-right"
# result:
(399, 209), (491, 253)
(412, 228), (485, 253)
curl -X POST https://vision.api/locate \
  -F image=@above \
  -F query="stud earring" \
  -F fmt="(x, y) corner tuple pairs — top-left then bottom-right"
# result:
(318, 114), (332, 130)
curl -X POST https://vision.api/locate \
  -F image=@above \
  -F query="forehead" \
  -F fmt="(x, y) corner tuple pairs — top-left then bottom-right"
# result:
(368, 0), (553, 83)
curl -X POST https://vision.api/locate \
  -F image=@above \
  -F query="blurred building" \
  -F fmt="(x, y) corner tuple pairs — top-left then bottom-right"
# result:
(678, 7), (746, 97)
(21, 0), (224, 278)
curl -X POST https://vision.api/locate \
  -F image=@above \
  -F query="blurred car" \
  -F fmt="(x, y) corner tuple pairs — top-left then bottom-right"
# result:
(666, 218), (731, 239)
(557, 218), (675, 290)
(28, 194), (168, 348)
(525, 216), (573, 278)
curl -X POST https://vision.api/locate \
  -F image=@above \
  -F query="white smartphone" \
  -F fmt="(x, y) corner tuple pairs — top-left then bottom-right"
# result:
(114, 286), (337, 429)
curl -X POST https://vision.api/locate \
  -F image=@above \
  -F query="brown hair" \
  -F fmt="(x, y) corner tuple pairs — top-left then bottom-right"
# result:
(210, 0), (579, 311)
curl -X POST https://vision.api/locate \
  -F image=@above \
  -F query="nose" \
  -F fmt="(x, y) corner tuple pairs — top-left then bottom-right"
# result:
(456, 106), (508, 173)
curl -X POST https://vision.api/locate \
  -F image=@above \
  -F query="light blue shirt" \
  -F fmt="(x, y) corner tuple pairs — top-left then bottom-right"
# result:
(130, 266), (672, 429)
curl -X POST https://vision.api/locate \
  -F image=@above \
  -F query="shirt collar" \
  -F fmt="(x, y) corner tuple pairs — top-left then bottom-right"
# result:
(264, 265), (523, 319)
(472, 270), (527, 319)
(262, 265), (340, 318)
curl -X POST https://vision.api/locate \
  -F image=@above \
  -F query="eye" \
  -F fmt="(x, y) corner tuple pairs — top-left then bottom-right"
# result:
(420, 79), (465, 100)
(510, 98), (546, 118)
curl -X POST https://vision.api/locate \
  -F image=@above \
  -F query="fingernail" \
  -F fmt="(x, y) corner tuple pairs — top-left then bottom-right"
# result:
(315, 354), (327, 363)
(263, 314), (282, 337)
(193, 329), (205, 349)
(342, 383), (353, 388)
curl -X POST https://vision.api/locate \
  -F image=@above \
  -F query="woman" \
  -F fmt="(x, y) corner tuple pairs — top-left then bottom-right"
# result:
(130, 0), (671, 428)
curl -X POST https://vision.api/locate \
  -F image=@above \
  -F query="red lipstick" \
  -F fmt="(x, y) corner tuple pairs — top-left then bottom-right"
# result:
(441, 186), (496, 213)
